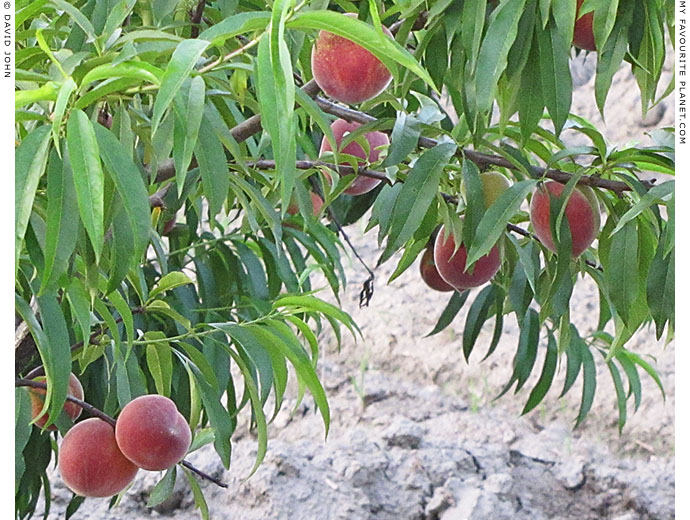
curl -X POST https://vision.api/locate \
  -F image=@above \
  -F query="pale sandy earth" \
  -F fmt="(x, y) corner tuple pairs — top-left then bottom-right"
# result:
(33, 54), (674, 520)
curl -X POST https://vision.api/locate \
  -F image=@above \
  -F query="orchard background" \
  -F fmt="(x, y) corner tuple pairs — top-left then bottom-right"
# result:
(15, 0), (675, 518)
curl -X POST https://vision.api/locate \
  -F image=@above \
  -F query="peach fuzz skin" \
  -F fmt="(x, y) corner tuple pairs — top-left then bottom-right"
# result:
(311, 13), (393, 104)
(115, 394), (192, 471)
(58, 418), (139, 498)
(433, 227), (501, 291)
(29, 373), (84, 430)
(420, 247), (455, 292)
(319, 119), (389, 196)
(529, 181), (600, 257)
(574, 0), (596, 51)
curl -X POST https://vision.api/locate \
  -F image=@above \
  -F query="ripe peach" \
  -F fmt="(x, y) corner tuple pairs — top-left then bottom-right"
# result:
(433, 226), (501, 290)
(115, 395), (192, 471)
(58, 418), (139, 497)
(420, 247), (455, 292)
(529, 180), (601, 257)
(286, 191), (324, 216)
(29, 373), (84, 430)
(462, 171), (511, 208)
(574, 0), (596, 51)
(311, 12), (393, 104)
(319, 118), (389, 195)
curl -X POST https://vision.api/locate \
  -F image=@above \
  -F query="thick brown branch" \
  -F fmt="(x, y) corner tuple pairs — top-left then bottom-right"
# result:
(15, 379), (228, 489)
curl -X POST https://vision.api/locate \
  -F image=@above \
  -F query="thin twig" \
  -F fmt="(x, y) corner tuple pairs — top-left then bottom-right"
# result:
(307, 176), (376, 307)
(15, 379), (229, 489)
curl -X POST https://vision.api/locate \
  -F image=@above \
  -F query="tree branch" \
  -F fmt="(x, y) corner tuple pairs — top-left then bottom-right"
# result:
(15, 379), (228, 489)
(189, 0), (206, 38)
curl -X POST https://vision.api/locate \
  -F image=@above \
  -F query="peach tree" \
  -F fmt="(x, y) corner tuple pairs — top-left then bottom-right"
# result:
(15, 0), (674, 517)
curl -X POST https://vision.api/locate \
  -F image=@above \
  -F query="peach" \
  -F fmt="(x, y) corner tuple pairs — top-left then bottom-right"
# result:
(311, 12), (393, 104)
(529, 180), (600, 257)
(319, 118), (389, 195)
(420, 247), (455, 292)
(115, 395), (191, 471)
(462, 171), (511, 208)
(574, 0), (596, 51)
(286, 191), (324, 216)
(58, 418), (139, 497)
(29, 373), (84, 430)
(433, 226), (501, 290)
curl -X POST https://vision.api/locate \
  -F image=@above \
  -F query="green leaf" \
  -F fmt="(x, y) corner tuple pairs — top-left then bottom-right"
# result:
(647, 246), (674, 339)
(145, 336), (173, 396)
(461, 0), (488, 70)
(611, 181), (674, 235)
(427, 289), (469, 337)
(380, 143), (456, 263)
(474, 0), (527, 113)
(606, 358), (627, 433)
(149, 271), (194, 301)
(522, 330), (557, 414)
(48, 0), (97, 44)
(181, 467), (210, 520)
(287, 10), (436, 90)
(147, 467), (177, 508)
(151, 38), (210, 135)
(40, 148), (79, 295)
(15, 388), (32, 493)
(465, 180), (537, 268)
(195, 112), (230, 218)
(575, 342), (596, 428)
(36, 294), (72, 427)
(173, 76), (206, 196)
(616, 351), (642, 412)
(460, 158), (485, 252)
(94, 124), (151, 261)
(66, 109), (104, 262)
(80, 61), (162, 89)
(513, 307), (540, 392)
(605, 220), (639, 326)
(594, 5), (633, 116)
(15, 125), (51, 272)
(380, 112), (422, 168)
(536, 13), (572, 135)
(462, 285), (496, 361)
(198, 11), (272, 46)
(51, 78), (77, 151)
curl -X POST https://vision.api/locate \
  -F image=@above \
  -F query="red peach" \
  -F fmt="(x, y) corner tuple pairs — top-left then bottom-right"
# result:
(574, 0), (596, 51)
(529, 180), (601, 257)
(433, 226), (501, 290)
(311, 13), (393, 104)
(319, 118), (389, 195)
(420, 247), (455, 292)
(30, 373), (84, 430)
(286, 191), (324, 216)
(58, 418), (139, 497)
(115, 395), (192, 471)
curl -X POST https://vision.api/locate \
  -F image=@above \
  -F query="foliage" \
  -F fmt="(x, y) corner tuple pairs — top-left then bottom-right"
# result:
(15, 0), (674, 517)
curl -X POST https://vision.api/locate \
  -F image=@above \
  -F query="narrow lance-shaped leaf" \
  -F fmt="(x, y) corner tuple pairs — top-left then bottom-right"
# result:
(66, 110), (105, 262)
(94, 124), (151, 261)
(151, 38), (210, 135)
(466, 180), (537, 268)
(15, 125), (51, 271)
(522, 330), (557, 414)
(380, 143), (456, 263)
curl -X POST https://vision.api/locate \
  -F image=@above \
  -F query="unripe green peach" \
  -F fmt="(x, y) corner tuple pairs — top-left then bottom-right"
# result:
(115, 395), (192, 471)
(462, 171), (511, 209)
(58, 418), (139, 498)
